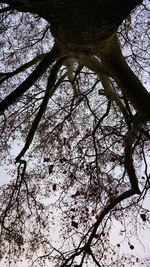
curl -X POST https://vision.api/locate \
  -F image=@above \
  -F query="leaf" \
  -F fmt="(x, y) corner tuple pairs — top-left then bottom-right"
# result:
(92, 210), (95, 215)
(71, 190), (81, 198)
(60, 157), (68, 163)
(74, 191), (81, 197)
(94, 234), (100, 239)
(44, 158), (50, 162)
(70, 208), (76, 212)
(69, 173), (75, 179)
(66, 141), (71, 149)
(71, 221), (78, 228)
(84, 132), (90, 138)
(140, 213), (146, 222)
(63, 137), (66, 145)
(110, 157), (116, 162)
(49, 164), (54, 174)
(95, 215), (100, 221)
(52, 184), (57, 191)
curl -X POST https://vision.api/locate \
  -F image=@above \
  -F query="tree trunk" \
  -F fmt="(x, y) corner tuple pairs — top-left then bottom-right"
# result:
(2, 0), (150, 119)
(2, 0), (142, 50)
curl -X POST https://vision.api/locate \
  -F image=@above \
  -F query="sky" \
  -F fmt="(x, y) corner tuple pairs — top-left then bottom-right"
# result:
(0, 1), (150, 266)
(0, 158), (150, 266)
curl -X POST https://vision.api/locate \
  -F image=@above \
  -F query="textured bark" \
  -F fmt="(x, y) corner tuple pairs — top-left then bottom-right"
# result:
(1, 0), (150, 120)
(1, 0), (142, 51)
(0, 3), (149, 265)
(97, 34), (150, 119)
(0, 44), (60, 114)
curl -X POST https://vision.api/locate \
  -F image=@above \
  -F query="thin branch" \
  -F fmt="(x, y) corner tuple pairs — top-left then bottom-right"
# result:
(90, 249), (101, 267)
(78, 53), (129, 119)
(15, 55), (68, 162)
(0, 52), (48, 85)
(100, 75), (129, 119)
(0, 159), (26, 231)
(0, 44), (61, 114)
(93, 100), (111, 135)
(60, 188), (137, 266)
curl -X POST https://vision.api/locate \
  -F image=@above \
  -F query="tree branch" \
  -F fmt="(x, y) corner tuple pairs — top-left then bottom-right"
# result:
(0, 53), (48, 85)
(60, 188), (137, 266)
(124, 114), (145, 194)
(0, 6), (12, 13)
(78, 54), (129, 119)
(15, 56), (68, 162)
(0, 44), (60, 114)
(99, 34), (150, 120)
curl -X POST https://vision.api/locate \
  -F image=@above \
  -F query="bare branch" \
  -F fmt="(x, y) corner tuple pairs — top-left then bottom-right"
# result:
(0, 52), (48, 85)
(15, 55), (68, 162)
(0, 44), (60, 114)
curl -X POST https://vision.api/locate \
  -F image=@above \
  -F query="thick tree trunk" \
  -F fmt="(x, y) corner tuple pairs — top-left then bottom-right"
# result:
(2, 0), (142, 50)
(2, 0), (150, 119)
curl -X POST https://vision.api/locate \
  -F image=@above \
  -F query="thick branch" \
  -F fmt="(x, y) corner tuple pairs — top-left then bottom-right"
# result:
(64, 58), (80, 96)
(88, 189), (136, 244)
(124, 114), (145, 193)
(61, 188), (137, 267)
(0, 1), (142, 51)
(15, 56), (68, 162)
(0, 6), (12, 13)
(0, 53), (47, 85)
(0, 44), (60, 114)
(78, 54), (128, 118)
(99, 34), (150, 120)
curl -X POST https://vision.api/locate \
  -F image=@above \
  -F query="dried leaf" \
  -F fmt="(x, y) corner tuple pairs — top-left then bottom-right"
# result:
(52, 184), (57, 191)
(70, 208), (76, 212)
(44, 158), (50, 162)
(66, 141), (71, 149)
(60, 157), (68, 163)
(74, 191), (81, 197)
(49, 164), (54, 174)
(130, 245), (134, 250)
(94, 234), (100, 239)
(96, 215), (100, 221)
(110, 157), (116, 162)
(140, 213), (146, 222)
(71, 221), (78, 228)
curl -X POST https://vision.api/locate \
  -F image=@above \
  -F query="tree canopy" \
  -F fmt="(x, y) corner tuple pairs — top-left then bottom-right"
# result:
(0, 0), (150, 266)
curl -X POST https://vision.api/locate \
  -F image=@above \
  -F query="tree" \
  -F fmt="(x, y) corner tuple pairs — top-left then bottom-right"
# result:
(0, 0), (150, 266)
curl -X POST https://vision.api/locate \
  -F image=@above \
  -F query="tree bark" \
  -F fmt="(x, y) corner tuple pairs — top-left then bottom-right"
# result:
(2, 0), (150, 120)
(1, 0), (142, 50)
(97, 34), (150, 119)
